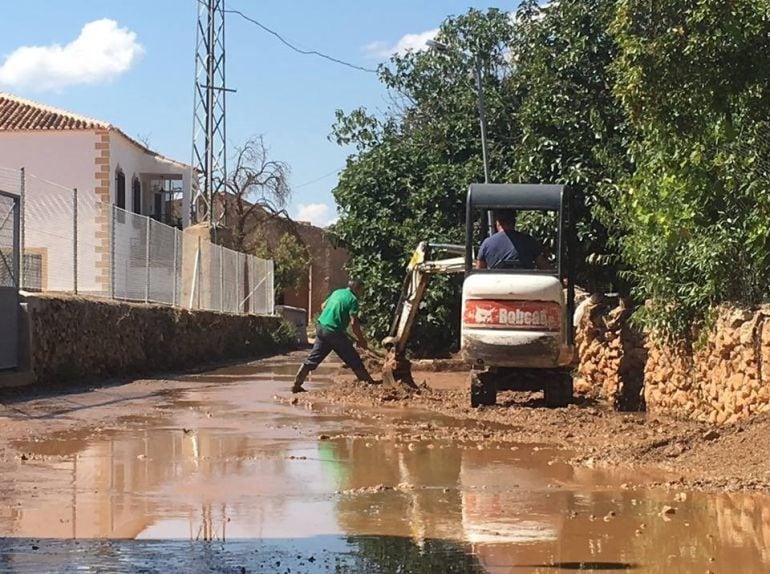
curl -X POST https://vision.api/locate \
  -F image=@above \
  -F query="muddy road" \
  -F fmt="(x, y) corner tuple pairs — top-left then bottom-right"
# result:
(0, 353), (768, 573)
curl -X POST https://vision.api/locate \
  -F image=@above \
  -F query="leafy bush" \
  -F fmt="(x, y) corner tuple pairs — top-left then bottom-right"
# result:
(254, 232), (310, 302)
(612, 0), (770, 339)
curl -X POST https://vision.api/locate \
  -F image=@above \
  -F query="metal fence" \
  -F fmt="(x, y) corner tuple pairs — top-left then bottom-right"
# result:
(0, 166), (275, 316)
(191, 236), (275, 315)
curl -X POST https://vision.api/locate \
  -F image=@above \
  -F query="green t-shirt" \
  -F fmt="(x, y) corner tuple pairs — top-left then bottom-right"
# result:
(317, 288), (359, 333)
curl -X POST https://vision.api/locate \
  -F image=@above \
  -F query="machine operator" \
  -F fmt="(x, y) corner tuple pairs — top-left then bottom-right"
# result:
(476, 210), (550, 271)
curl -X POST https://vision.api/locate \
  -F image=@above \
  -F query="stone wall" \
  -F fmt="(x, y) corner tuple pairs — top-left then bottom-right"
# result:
(574, 295), (647, 410)
(645, 306), (770, 425)
(575, 300), (770, 425)
(21, 293), (295, 385)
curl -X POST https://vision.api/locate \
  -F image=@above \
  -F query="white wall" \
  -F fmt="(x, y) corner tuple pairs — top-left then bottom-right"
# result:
(109, 132), (191, 216)
(0, 130), (192, 296)
(0, 130), (101, 293)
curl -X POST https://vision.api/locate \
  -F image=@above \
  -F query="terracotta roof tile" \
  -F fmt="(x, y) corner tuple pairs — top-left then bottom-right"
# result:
(0, 92), (194, 171)
(0, 92), (108, 131)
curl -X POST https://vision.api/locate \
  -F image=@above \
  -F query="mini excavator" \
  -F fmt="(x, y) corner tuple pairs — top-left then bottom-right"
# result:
(382, 184), (577, 407)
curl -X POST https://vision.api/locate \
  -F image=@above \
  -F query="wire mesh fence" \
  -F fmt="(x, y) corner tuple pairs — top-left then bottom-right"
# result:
(0, 166), (275, 316)
(190, 239), (274, 315)
(148, 218), (181, 305)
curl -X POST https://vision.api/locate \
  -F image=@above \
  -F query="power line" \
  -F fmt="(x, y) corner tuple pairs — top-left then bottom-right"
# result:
(292, 167), (343, 190)
(224, 8), (378, 74)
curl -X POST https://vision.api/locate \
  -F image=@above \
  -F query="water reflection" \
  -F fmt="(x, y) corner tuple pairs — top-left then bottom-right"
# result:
(0, 363), (769, 573)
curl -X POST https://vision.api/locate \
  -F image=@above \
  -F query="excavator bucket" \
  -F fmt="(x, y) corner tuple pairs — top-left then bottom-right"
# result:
(380, 242), (466, 392)
(381, 348), (419, 390)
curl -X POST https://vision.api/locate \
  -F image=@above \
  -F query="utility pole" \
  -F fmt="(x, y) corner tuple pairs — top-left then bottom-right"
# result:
(473, 55), (494, 235)
(191, 0), (233, 224)
(427, 39), (495, 236)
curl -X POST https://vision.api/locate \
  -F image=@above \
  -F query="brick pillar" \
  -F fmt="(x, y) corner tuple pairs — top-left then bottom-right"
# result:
(93, 130), (112, 295)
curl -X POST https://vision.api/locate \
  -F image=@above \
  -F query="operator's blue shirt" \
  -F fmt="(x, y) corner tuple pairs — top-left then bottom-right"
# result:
(477, 230), (541, 269)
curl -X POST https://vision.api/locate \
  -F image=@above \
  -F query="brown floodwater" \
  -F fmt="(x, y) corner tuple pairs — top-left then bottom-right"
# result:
(0, 359), (769, 573)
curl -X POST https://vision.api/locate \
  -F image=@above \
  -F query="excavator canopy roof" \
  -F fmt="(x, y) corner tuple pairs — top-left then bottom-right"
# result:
(467, 183), (566, 211)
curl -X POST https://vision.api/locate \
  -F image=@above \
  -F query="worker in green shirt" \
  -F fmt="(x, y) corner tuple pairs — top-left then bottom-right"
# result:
(292, 279), (376, 392)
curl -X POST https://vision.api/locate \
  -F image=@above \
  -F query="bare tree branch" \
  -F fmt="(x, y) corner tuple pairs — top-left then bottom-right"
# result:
(221, 135), (292, 250)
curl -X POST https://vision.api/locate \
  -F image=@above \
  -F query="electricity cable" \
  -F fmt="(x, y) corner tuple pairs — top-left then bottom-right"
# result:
(292, 168), (343, 190)
(224, 8), (378, 74)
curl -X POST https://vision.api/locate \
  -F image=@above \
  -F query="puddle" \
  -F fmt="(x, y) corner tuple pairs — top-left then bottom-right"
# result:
(0, 361), (769, 572)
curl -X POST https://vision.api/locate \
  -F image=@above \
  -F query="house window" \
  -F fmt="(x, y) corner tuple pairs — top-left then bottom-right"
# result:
(132, 177), (141, 214)
(154, 193), (163, 219)
(115, 169), (126, 209)
(22, 252), (43, 291)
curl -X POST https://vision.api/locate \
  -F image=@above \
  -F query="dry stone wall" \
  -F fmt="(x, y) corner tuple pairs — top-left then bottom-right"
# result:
(575, 299), (770, 425)
(23, 293), (295, 385)
(574, 295), (646, 410)
(645, 306), (770, 425)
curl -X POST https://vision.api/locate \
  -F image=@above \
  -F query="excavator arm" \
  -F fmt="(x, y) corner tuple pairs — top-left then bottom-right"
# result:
(381, 242), (466, 386)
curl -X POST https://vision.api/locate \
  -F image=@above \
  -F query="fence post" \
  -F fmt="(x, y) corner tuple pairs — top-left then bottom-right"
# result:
(219, 245), (224, 312)
(18, 168), (25, 289)
(250, 257), (256, 314)
(145, 216), (151, 303)
(73, 188), (78, 294)
(172, 229), (178, 307)
(12, 196), (20, 291)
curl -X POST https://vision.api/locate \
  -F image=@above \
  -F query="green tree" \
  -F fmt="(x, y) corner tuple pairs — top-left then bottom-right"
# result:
(254, 232), (310, 301)
(333, 9), (517, 355)
(509, 0), (633, 290)
(333, 6), (629, 353)
(612, 0), (770, 339)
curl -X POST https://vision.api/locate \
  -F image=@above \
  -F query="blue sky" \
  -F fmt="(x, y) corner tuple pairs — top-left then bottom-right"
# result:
(0, 1), (511, 226)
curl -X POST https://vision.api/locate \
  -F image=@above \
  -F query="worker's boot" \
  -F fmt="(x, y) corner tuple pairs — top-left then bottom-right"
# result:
(353, 368), (377, 386)
(292, 364), (312, 393)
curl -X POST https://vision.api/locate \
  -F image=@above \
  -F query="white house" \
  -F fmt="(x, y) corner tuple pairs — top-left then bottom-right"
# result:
(0, 93), (193, 295)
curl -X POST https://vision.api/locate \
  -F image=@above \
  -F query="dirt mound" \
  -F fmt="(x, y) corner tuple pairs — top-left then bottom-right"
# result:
(302, 371), (770, 492)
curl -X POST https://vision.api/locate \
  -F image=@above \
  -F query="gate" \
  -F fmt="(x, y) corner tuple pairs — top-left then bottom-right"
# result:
(0, 191), (20, 369)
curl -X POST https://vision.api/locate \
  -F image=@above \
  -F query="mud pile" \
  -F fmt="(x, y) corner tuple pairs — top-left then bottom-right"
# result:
(305, 370), (770, 492)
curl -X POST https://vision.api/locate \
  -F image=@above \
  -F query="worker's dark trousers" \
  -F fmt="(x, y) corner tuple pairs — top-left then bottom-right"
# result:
(304, 325), (368, 379)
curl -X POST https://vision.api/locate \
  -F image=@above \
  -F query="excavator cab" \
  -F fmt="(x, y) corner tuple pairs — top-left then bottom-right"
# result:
(462, 184), (575, 407)
(383, 183), (576, 407)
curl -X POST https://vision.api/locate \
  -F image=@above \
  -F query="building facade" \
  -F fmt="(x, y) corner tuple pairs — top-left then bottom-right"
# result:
(0, 93), (193, 295)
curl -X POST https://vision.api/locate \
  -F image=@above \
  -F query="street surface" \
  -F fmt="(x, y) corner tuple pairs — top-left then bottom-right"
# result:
(0, 353), (768, 573)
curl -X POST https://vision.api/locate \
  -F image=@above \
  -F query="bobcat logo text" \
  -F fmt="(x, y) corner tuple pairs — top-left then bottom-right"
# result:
(464, 300), (561, 331)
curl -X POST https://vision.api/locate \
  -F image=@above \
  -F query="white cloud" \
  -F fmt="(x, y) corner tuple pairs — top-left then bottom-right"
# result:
(295, 203), (337, 227)
(0, 19), (144, 91)
(364, 28), (439, 59)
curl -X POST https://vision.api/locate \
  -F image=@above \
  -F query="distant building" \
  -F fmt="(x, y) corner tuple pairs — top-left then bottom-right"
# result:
(0, 93), (194, 295)
(283, 220), (349, 320)
(224, 205), (349, 321)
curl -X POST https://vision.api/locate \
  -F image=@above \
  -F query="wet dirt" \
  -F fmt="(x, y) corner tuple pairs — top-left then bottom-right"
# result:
(306, 367), (770, 493)
(0, 353), (768, 573)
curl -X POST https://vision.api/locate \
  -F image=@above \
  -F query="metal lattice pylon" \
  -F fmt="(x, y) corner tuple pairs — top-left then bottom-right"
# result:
(191, 0), (227, 223)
